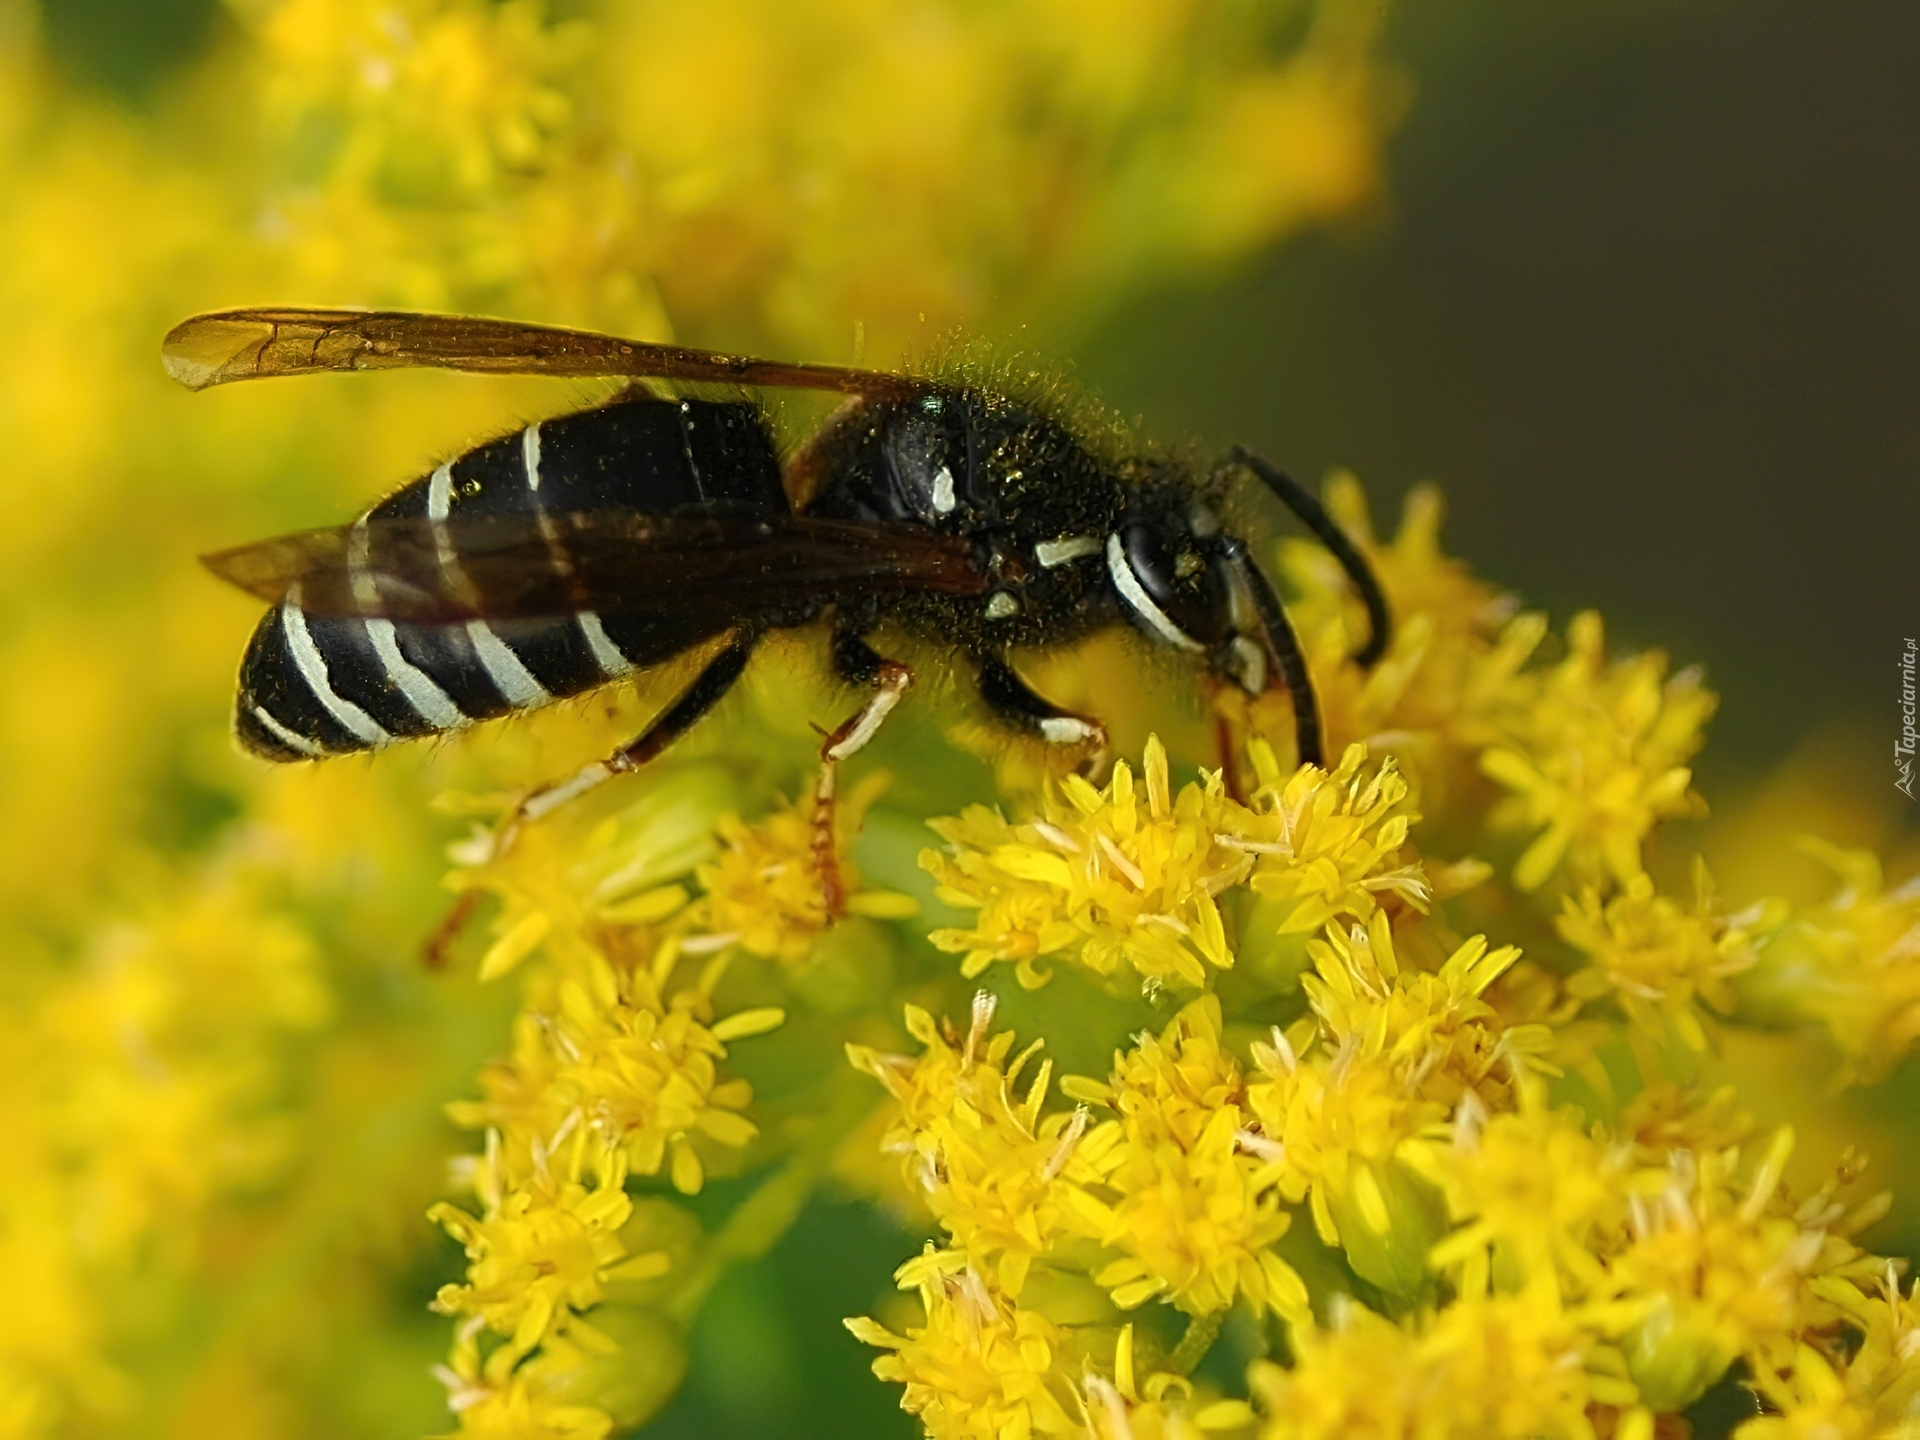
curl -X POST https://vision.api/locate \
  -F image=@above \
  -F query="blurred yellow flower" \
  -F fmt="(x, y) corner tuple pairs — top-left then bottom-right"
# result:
(693, 771), (918, 965)
(1740, 838), (1920, 1082)
(1248, 1292), (1631, 1440)
(1558, 861), (1757, 1051)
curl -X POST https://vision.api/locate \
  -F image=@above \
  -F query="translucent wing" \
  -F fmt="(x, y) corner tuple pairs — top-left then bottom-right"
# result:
(163, 307), (927, 398)
(201, 511), (988, 625)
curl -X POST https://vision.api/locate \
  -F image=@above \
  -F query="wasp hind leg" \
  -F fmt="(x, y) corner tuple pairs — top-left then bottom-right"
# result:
(422, 632), (758, 967)
(812, 627), (914, 920)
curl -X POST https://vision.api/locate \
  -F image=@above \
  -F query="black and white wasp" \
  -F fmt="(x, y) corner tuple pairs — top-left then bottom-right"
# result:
(168, 307), (1390, 906)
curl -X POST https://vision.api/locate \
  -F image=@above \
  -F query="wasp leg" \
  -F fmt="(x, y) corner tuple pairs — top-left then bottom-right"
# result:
(1213, 536), (1324, 770)
(976, 655), (1109, 773)
(1203, 637), (1271, 803)
(813, 628), (914, 920)
(423, 633), (756, 967)
(1228, 447), (1391, 668)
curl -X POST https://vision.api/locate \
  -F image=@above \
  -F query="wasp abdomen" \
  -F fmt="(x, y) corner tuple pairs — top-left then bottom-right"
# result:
(234, 396), (787, 760)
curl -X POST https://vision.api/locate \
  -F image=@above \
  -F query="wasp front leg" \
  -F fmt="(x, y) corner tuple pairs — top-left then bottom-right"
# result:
(813, 627), (914, 920)
(976, 654), (1109, 778)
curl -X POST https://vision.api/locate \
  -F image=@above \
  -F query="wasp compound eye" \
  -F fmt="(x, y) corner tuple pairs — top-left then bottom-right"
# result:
(1112, 521), (1230, 652)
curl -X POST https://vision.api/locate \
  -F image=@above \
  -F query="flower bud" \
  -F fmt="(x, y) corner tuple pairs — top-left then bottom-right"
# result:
(1325, 1158), (1446, 1298)
(522, 1306), (689, 1432)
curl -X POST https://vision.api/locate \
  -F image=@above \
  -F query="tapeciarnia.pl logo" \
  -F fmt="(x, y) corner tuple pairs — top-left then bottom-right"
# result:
(1900, 638), (1917, 800)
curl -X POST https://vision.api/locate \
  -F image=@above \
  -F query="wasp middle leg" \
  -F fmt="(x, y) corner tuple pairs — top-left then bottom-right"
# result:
(812, 625), (914, 920)
(423, 633), (757, 966)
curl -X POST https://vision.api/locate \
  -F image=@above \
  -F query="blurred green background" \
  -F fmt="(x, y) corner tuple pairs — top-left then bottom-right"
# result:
(26, 0), (1917, 1435)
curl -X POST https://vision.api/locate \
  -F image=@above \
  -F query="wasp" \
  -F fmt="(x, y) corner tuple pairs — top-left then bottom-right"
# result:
(167, 307), (1390, 914)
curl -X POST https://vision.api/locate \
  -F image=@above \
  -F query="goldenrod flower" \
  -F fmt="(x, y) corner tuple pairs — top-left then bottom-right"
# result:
(428, 1146), (666, 1363)
(1239, 740), (1433, 936)
(925, 737), (1424, 992)
(1742, 1277), (1920, 1440)
(1247, 917), (1546, 1293)
(451, 942), (783, 1195)
(1558, 861), (1757, 1050)
(1419, 1089), (1633, 1302)
(924, 736), (1250, 990)
(845, 1246), (1080, 1440)
(1739, 1345), (1885, 1440)
(693, 772), (917, 965)
(1481, 611), (1716, 892)
(1064, 996), (1308, 1320)
(1278, 477), (1529, 812)
(848, 994), (1104, 1297)
(1248, 1292), (1629, 1440)
(1602, 1131), (1869, 1411)
(435, 1324), (616, 1440)
(1739, 838), (1920, 1082)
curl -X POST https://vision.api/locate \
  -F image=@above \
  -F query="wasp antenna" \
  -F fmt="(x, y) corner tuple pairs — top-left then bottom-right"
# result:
(1217, 536), (1323, 769)
(1229, 446), (1391, 669)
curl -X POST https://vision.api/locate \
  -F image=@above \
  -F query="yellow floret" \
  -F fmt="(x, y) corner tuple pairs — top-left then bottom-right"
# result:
(1558, 860), (1757, 1051)
(845, 1246), (1079, 1440)
(1065, 996), (1308, 1320)
(1739, 839), (1920, 1083)
(692, 772), (917, 966)
(1249, 1292), (1628, 1440)
(448, 940), (781, 1195)
(1481, 611), (1716, 892)
(428, 1147), (666, 1362)
(847, 994), (1104, 1297)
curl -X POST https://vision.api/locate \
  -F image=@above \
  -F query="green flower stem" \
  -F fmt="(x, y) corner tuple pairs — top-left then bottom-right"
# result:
(667, 1075), (880, 1326)
(1167, 1308), (1228, 1377)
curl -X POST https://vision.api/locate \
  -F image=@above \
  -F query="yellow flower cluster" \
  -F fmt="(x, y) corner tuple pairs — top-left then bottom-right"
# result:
(1068, 996), (1311, 1321)
(1417, 1089), (1893, 1418)
(849, 994), (1102, 1298)
(1277, 477), (1526, 807)
(0, 0), (1408, 1431)
(1248, 1293), (1625, 1440)
(1738, 839), (1920, 1083)
(1482, 612), (1718, 893)
(11, 0), (1920, 1434)
(0, 859), (329, 1435)
(1743, 1273), (1920, 1440)
(228, 0), (1393, 357)
(1247, 917), (1551, 1295)
(1558, 861), (1758, 1051)
(694, 772), (918, 965)
(846, 1247), (1081, 1440)
(425, 760), (908, 1430)
(851, 635), (1920, 1440)
(1278, 484), (1719, 896)
(923, 737), (1426, 992)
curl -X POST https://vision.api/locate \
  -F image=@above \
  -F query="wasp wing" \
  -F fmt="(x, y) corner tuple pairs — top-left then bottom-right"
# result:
(201, 511), (987, 625)
(163, 307), (924, 398)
